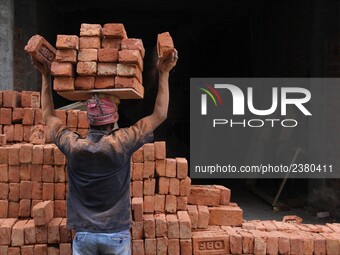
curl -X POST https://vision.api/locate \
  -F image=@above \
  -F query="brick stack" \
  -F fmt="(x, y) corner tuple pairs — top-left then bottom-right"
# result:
(0, 90), (89, 144)
(52, 23), (144, 97)
(130, 141), (193, 255)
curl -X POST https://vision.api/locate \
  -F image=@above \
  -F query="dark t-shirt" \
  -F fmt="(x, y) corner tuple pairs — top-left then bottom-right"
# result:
(51, 118), (153, 233)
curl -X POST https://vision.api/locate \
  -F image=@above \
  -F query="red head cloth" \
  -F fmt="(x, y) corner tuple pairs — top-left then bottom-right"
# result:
(87, 95), (119, 126)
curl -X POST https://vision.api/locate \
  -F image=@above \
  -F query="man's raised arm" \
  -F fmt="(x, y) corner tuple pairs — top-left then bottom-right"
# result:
(145, 49), (178, 130)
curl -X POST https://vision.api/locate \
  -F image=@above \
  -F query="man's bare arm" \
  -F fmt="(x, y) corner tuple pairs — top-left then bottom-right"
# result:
(144, 49), (178, 130)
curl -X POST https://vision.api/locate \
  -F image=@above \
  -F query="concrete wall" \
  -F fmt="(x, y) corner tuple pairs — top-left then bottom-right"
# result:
(0, 0), (14, 90)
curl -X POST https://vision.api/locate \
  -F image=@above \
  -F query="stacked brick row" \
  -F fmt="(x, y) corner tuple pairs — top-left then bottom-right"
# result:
(187, 185), (243, 228)
(130, 142), (193, 255)
(0, 90), (89, 145)
(52, 23), (144, 96)
(191, 221), (340, 255)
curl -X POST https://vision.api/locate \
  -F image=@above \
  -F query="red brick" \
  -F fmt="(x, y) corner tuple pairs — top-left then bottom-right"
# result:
(119, 49), (143, 70)
(56, 35), (79, 50)
(33, 201), (53, 226)
(43, 144), (54, 164)
(34, 243), (47, 254)
(0, 164), (8, 182)
(53, 77), (75, 91)
(11, 219), (28, 246)
(21, 91), (40, 108)
(197, 205), (209, 229)
(55, 110), (67, 125)
(42, 165), (54, 182)
(51, 62), (74, 77)
(102, 38), (121, 49)
(59, 243), (72, 255)
(47, 247), (59, 255)
(176, 196), (187, 211)
(144, 178), (155, 196)
(98, 48), (118, 62)
(80, 23), (102, 37)
(158, 177), (169, 195)
(77, 61), (97, 76)
(77, 111), (88, 128)
(143, 143), (154, 161)
(132, 180), (143, 197)
(154, 194), (165, 213)
(54, 147), (66, 165)
(54, 183), (65, 200)
(169, 178), (180, 195)
(114, 76), (144, 96)
(154, 141), (166, 160)
(19, 143), (33, 163)
(132, 163), (143, 180)
(42, 183), (54, 200)
(7, 247), (20, 255)
(166, 214), (179, 239)
(79, 36), (101, 49)
(0, 183), (8, 199)
(8, 165), (20, 182)
(3, 91), (21, 108)
(21, 245), (34, 255)
(19, 199), (31, 217)
(25, 35), (56, 67)
(78, 49), (98, 62)
(156, 237), (168, 255)
(60, 218), (72, 243)
(0, 200), (8, 217)
(6, 201), (16, 217)
(31, 164), (42, 181)
(74, 76), (95, 90)
(155, 159), (166, 177)
(132, 148), (144, 163)
(32, 145), (44, 165)
(177, 211), (191, 239)
(132, 221), (143, 240)
(248, 230), (266, 255)
(32, 182), (42, 200)
(24, 220), (36, 244)
(121, 38), (145, 58)
(208, 205), (243, 226)
(239, 230), (254, 254)
(180, 239), (192, 255)
(20, 164), (31, 181)
(12, 108), (23, 123)
(320, 232), (340, 255)
(48, 217), (62, 243)
(97, 63), (117, 76)
(266, 231), (280, 255)
(165, 158), (176, 177)
(144, 195), (155, 213)
(67, 110), (79, 128)
(55, 49), (77, 63)
(3, 125), (14, 142)
(176, 157), (188, 179)
(94, 76), (115, 89)
(213, 185), (231, 205)
(188, 185), (220, 206)
(9, 183), (19, 201)
(311, 233), (326, 255)
(154, 213), (167, 238)
(144, 238), (156, 255)
(0, 218), (17, 245)
(117, 63), (142, 83)
(157, 32), (174, 59)
(103, 23), (127, 39)
(34, 109), (45, 125)
(35, 225), (48, 244)
(13, 124), (23, 142)
(131, 197), (143, 222)
(132, 239), (145, 255)
(54, 165), (66, 182)
(143, 161), (155, 179)
(0, 108), (12, 125)
(143, 215), (156, 239)
(187, 205), (198, 229)
(223, 227), (243, 255)
(165, 195), (177, 213)
(23, 108), (35, 125)
(0, 134), (6, 145)
(20, 180), (32, 199)
(168, 238), (180, 255)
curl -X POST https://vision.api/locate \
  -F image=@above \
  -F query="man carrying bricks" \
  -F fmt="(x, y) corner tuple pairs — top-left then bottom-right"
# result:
(31, 48), (178, 255)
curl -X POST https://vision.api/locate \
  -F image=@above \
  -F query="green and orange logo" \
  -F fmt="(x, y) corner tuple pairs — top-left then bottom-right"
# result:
(199, 85), (223, 115)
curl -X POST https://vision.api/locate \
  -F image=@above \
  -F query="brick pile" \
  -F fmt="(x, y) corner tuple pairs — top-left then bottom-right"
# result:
(52, 23), (144, 96)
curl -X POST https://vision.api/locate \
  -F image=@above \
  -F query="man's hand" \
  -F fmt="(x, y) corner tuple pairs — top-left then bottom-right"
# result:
(157, 49), (178, 73)
(31, 57), (51, 77)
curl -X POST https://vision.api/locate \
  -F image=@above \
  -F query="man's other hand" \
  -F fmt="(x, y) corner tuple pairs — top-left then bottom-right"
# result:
(31, 57), (51, 76)
(157, 49), (178, 73)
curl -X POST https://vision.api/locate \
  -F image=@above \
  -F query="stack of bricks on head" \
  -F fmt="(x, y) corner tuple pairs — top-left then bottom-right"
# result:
(25, 23), (175, 97)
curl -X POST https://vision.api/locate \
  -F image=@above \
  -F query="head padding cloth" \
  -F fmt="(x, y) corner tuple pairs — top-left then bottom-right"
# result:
(87, 94), (120, 126)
